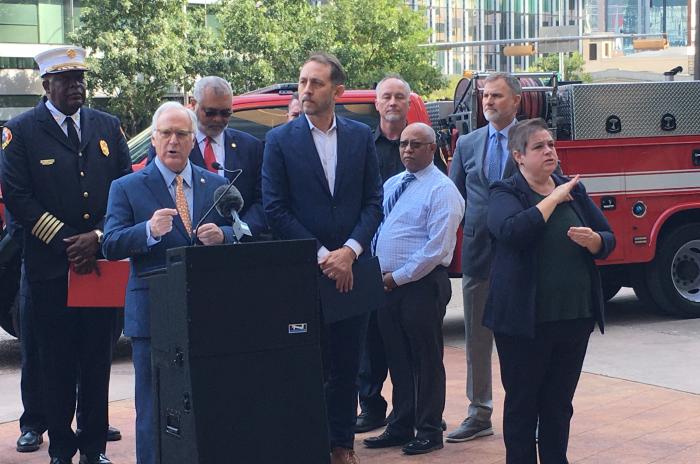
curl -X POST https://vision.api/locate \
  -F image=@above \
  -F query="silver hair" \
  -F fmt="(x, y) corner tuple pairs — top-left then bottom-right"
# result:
(484, 72), (522, 96)
(376, 74), (411, 96)
(151, 101), (197, 134)
(193, 76), (233, 102)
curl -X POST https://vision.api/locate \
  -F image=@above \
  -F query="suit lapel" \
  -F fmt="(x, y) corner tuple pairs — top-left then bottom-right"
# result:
(223, 130), (239, 181)
(143, 163), (190, 240)
(293, 117), (332, 197)
(333, 116), (347, 196)
(189, 141), (205, 169)
(36, 101), (75, 152)
(190, 167), (210, 227)
(475, 128), (490, 185)
(78, 107), (92, 153)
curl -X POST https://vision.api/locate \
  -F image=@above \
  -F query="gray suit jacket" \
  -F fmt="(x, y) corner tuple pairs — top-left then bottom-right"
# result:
(449, 125), (517, 279)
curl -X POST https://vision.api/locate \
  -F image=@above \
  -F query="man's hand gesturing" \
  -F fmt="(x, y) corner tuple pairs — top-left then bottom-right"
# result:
(149, 208), (178, 238)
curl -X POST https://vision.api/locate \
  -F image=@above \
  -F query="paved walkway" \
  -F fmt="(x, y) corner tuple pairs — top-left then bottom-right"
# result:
(1, 345), (699, 464)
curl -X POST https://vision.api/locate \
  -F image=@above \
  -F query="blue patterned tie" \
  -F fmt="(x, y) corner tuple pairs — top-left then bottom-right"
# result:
(487, 131), (504, 182)
(371, 173), (416, 255)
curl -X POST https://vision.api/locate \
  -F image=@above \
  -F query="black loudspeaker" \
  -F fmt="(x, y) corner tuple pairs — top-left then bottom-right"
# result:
(148, 240), (329, 464)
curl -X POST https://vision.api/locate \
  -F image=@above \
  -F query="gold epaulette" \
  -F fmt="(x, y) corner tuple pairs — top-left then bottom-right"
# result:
(31, 212), (64, 244)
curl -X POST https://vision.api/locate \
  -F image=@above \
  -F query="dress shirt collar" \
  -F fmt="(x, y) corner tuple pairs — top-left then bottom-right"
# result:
(196, 128), (224, 147)
(154, 156), (193, 188)
(488, 119), (517, 139)
(405, 162), (436, 180)
(45, 99), (80, 130)
(305, 113), (337, 134)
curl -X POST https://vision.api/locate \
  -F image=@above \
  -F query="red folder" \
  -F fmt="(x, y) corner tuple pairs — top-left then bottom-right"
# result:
(67, 259), (130, 308)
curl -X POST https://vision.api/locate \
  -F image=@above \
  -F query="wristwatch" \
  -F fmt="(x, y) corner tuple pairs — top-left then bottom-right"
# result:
(94, 229), (104, 244)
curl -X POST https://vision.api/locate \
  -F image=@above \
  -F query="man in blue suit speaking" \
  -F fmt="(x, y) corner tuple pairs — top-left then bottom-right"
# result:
(102, 102), (234, 464)
(262, 52), (383, 464)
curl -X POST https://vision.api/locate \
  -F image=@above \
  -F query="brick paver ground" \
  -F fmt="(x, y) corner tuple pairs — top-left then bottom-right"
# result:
(1, 346), (699, 463)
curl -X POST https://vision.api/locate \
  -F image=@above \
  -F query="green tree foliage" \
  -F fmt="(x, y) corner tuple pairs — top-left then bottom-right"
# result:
(72, 0), (445, 134)
(72, 0), (191, 136)
(528, 52), (592, 82)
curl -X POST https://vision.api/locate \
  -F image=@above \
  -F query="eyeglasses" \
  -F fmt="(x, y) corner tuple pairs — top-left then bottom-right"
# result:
(155, 129), (194, 140)
(202, 108), (232, 118)
(399, 140), (432, 150)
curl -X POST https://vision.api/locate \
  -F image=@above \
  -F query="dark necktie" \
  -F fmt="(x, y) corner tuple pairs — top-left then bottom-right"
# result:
(65, 117), (80, 153)
(371, 172), (417, 255)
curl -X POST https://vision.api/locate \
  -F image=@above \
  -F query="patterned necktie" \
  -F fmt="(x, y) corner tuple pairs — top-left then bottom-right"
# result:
(487, 131), (504, 182)
(371, 172), (417, 255)
(203, 137), (218, 173)
(65, 117), (80, 153)
(175, 175), (192, 235)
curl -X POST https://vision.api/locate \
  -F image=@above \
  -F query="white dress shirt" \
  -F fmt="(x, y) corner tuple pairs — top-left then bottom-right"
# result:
(374, 163), (465, 286)
(196, 129), (225, 176)
(45, 99), (81, 141)
(305, 114), (362, 261)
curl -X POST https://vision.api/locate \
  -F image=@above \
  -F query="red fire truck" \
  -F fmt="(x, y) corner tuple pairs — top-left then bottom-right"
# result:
(435, 72), (700, 318)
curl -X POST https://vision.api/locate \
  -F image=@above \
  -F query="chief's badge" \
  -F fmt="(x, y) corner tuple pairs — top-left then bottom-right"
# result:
(1, 127), (12, 150)
(99, 140), (109, 156)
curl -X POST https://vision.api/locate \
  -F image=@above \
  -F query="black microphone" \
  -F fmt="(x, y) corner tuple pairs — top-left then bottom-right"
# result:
(190, 175), (242, 245)
(211, 162), (243, 183)
(213, 184), (252, 241)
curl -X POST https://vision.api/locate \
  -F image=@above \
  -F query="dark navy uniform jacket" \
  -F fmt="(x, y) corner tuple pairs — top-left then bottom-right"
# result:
(0, 98), (132, 282)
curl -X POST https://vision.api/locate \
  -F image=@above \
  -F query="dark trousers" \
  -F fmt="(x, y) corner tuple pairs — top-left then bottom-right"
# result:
(18, 265), (46, 434)
(377, 267), (451, 441)
(357, 310), (388, 416)
(131, 337), (155, 464)
(30, 276), (115, 459)
(495, 318), (594, 464)
(320, 311), (369, 450)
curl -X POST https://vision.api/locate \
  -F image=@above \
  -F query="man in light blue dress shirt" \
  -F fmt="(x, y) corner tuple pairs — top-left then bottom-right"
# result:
(364, 123), (464, 456)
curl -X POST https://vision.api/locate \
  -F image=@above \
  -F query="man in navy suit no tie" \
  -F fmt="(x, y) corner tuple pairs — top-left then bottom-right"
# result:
(262, 53), (383, 464)
(102, 102), (234, 464)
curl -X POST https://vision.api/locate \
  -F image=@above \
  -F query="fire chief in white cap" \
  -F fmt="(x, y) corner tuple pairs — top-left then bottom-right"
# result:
(0, 45), (132, 464)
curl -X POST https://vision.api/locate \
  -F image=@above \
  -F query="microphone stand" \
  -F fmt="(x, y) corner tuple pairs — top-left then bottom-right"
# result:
(190, 166), (243, 246)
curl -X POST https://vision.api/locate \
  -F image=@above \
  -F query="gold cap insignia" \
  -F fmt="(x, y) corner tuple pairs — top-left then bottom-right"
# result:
(1, 127), (12, 150)
(66, 49), (77, 59)
(99, 140), (109, 156)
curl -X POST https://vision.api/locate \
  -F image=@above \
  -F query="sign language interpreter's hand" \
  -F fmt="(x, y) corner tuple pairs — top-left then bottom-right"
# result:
(149, 208), (178, 238)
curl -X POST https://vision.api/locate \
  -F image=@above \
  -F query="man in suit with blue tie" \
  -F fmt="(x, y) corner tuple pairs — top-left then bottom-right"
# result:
(447, 73), (522, 444)
(262, 52), (383, 464)
(102, 102), (234, 464)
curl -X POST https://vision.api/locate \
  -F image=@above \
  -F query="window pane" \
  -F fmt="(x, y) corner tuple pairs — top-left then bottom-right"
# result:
(38, 0), (65, 44)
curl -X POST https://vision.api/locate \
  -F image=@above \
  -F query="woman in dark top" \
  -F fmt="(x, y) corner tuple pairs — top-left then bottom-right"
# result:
(484, 118), (616, 464)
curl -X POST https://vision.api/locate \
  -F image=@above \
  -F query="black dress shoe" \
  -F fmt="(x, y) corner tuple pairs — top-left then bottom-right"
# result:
(363, 430), (413, 449)
(50, 458), (73, 464)
(402, 437), (444, 455)
(17, 430), (43, 452)
(107, 425), (122, 442)
(355, 410), (387, 433)
(442, 419), (447, 431)
(79, 453), (112, 464)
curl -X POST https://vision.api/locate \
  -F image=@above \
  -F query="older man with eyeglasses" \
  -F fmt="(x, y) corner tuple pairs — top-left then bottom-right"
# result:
(147, 76), (267, 237)
(363, 122), (464, 456)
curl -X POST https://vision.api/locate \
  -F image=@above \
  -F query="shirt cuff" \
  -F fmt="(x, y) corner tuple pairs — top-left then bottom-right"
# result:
(344, 239), (363, 259)
(317, 246), (330, 263)
(391, 268), (409, 287)
(146, 220), (162, 247)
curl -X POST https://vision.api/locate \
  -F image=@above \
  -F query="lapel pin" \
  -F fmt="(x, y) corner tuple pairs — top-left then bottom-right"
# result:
(231, 142), (237, 148)
(200, 177), (206, 184)
(99, 140), (110, 156)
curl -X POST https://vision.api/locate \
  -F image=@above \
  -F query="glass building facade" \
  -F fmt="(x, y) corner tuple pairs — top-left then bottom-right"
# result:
(0, 0), (81, 48)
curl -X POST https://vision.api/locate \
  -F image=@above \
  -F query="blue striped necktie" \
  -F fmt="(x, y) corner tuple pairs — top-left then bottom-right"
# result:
(371, 172), (416, 255)
(487, 131), (504, 182)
